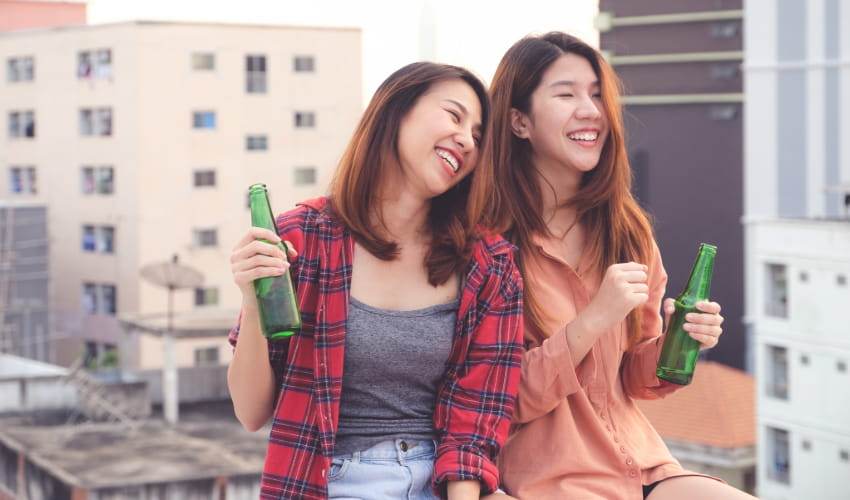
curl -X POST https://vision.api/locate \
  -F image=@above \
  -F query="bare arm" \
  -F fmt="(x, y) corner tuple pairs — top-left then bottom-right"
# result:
(226, 227), (291, 431)
(447, 480), (480, 500)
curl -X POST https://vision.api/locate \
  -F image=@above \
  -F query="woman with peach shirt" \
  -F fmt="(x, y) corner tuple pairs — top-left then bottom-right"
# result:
(480, 32), (758, 499)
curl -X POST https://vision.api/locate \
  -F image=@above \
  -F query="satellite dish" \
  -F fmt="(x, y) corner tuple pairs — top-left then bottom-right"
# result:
(138, 254), (204, 426)
(140, 254), (203, 291)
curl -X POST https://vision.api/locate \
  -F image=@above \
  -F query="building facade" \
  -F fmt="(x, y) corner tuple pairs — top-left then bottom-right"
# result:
(1, 21), (362, 370)
(744, 1), (850, 498)
(0, 203), (49, 362)
(597, 0), (747, 371)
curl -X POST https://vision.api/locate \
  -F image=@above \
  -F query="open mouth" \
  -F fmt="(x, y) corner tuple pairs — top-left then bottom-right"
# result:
(567, 132), (599, 142)
(436, 148), (459, 173)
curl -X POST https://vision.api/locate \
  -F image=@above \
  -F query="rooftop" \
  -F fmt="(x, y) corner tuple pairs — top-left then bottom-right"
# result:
(0, 401), (267, 489)
(636, 361), (755, 448)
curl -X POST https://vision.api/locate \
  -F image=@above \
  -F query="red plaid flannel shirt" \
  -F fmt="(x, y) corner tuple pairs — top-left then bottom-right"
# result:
(229, 197), (523, 499)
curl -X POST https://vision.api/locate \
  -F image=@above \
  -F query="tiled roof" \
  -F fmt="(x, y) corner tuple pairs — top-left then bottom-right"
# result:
(635, 361), (755, 448)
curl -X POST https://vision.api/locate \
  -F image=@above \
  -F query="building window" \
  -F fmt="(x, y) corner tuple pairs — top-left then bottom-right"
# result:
(194, 346), (219, 366)
(7, 56), (34, 82)
(193, 169), (216, 187)
(77, 49), (112, 79)
(8, 110), (35, 138)
(194, 287), (219, 306)
(82, 283), (117, 315)
(9, 166), (37, 194)
(246, 54), (267, 93)
(294, 111), (316, 128)
(766, 263), (788, 318)
(294, 166), (317, 186)
(710, 63), (739, 80)
(246, 134), (268, 151)
(766, 345), (789, 400)
(81, 166), (114, 195)
(82, 225), (115, 253)
(709, 105), (738, 120)
(79, 107), (113, 136)
(191, 52), (215, 71)
(193, 228), (218, 248)
(192, 111), (216, 129)
(767, 427), (790, 484)
(293, 55), (315, 72)
(710, 22), (739, 38)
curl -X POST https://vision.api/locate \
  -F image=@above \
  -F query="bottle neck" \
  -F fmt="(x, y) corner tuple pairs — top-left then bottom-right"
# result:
(679, 244), (716, 302)
(249, 190), (276, 233)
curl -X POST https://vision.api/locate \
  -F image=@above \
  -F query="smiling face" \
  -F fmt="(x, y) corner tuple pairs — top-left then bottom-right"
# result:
(393, 78), (483, 201)
(511, 52), (609, 180)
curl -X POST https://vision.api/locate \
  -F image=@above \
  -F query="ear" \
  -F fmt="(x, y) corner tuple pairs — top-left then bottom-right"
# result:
(510, 108), (530, 139)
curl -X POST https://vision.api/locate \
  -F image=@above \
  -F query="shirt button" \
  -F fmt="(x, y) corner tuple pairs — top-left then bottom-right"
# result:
(613, 436), (618, 442)
(620, 446), (627, 453)
(626, 458), (634, 465)
(629, 470), (637, 478)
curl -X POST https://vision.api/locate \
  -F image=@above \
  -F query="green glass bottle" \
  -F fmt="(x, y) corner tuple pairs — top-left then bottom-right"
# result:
(248, 183), (301, 339)
(656, 242), (717, 385)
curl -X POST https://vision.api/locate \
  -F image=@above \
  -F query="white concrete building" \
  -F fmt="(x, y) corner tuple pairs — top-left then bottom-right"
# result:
(744, 1), (850, 498)
(1, 21), (362, 370)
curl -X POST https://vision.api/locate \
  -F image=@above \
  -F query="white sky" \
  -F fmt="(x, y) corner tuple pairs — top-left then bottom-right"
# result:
(86, 0), (600, 103)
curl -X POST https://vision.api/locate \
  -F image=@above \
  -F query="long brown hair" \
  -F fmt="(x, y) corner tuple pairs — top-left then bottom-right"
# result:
(479, 32), (654, 349)
(329, 62), (491, 286)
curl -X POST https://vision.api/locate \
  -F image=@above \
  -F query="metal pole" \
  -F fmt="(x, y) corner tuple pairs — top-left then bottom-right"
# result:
(163, 284), (178, 425)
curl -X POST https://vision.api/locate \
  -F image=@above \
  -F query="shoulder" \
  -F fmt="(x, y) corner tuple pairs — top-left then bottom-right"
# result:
(276, 197), (341, 236)
(469, 229), (522, 290)
(472, 228), (516, 262)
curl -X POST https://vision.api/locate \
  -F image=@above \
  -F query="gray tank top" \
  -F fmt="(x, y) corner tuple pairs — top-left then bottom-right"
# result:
(333, 295), (458, 455)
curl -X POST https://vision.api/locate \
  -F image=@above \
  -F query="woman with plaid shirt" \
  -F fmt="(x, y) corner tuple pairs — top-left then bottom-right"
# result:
(227, 62), (524, 500)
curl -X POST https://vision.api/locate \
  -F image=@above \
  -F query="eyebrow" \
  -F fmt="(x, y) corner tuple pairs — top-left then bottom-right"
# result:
(549, 80), (601, 88)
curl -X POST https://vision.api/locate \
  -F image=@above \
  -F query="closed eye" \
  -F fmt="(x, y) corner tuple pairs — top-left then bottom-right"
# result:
(447, 109), (461, 122)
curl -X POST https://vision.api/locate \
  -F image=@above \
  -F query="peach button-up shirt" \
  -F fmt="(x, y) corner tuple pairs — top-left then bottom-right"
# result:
(499, 234), (705, 499)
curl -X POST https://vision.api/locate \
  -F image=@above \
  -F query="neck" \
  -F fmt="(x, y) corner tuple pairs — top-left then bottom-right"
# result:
(373, 191), (431, 245)
(533, 156), (582, 236)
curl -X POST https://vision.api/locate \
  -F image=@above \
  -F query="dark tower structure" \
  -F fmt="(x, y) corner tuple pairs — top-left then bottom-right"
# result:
(598, 1), (746, 370)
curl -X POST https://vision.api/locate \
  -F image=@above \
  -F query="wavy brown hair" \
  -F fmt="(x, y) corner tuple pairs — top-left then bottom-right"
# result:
(329, 62), (491, 286)
(477, 32), (654, 349)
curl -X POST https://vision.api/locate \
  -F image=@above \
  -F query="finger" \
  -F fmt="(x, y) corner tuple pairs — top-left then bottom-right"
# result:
(695, 300), (721, 314)
(233, 253), (289, 273)
(690, 331), (720, 349)
(622, 269), (648, 284)
(282, 240), (298, 259)
(232, 227), (281, 251)
(662, 298), (675, 315)
(685, 311), (724, 326)
(233, 266), (287, 286)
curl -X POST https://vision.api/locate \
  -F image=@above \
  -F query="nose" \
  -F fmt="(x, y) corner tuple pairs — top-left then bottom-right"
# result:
(454, 127), (475, 153)
(576, 95), (602, 120)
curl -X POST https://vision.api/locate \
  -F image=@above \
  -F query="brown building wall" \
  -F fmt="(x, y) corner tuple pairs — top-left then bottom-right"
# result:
(599, 1), (746, 370)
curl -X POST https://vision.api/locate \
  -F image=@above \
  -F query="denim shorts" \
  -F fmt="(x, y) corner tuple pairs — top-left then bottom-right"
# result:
(328, 438), (439, 500)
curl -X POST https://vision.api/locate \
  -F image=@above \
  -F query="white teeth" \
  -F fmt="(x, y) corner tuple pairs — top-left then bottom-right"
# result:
(568, 132), (598, 141)
(436, 149), (458, 172)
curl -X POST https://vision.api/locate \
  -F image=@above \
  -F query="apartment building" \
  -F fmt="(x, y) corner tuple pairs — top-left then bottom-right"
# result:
(1, 21), (362, 371)
(597, 1), (747, 371)
(744, 1), (850, 499)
